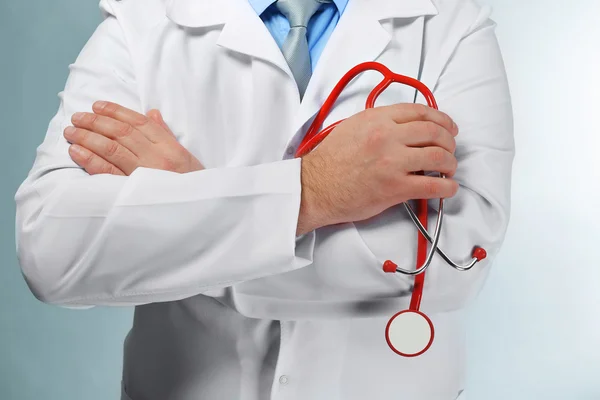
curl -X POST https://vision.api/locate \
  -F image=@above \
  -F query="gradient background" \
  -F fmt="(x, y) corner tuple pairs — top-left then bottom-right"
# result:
(1, 1), (599, 399)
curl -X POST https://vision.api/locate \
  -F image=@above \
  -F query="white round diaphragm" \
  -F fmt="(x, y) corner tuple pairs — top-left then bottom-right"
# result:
(385, 310), (434, 357)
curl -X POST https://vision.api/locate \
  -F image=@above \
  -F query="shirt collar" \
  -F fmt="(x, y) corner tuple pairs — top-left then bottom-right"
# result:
(248, 0), (349, 17)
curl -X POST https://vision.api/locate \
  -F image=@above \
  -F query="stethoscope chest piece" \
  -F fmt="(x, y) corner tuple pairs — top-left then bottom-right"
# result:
(385, 310), (435, 357)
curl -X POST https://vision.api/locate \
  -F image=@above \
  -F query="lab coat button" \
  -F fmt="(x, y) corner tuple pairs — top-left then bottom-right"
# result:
(286, 146), (295, 155)
(279, 375), (289, 385)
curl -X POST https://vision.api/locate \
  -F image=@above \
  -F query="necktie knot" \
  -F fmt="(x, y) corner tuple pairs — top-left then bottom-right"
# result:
(276, 0), (326, 28)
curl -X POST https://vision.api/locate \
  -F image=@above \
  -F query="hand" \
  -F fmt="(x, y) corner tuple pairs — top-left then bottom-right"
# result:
(64, 101), (204, 176)
(297, 104), (459, 236)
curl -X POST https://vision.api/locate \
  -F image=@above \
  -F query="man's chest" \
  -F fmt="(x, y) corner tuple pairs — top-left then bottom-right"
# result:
(133, 17), (436, 169)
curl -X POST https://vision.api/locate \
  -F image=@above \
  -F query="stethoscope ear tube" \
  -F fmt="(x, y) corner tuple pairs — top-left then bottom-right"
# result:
(400, 201), (487, 271)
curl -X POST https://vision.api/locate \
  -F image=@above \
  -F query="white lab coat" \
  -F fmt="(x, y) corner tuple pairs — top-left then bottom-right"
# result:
(15, 0), (514, 398)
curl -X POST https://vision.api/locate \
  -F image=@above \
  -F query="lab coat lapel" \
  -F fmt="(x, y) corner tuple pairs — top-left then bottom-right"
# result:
(166, 0), (293, 78)
(166, 0), (440, 148)
(291, 0), (439, 141)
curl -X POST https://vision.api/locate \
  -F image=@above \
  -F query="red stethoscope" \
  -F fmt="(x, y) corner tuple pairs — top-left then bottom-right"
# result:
(295, 61), (488, 357)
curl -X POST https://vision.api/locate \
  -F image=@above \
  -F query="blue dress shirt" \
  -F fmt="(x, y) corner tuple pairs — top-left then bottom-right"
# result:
(248, 0), (349, 72)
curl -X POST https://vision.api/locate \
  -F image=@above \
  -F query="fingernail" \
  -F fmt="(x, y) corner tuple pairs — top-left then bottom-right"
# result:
(94, 101), (107, 111)
(64, 126), (76, 138)
(453, 121), (459, 134)
(72, 112), (84, 122)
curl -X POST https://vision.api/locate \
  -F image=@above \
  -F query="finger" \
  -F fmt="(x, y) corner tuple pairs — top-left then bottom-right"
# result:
(68, 144), (126, 176)
(405, 174), (459, 200)
(380, 103), (458, 137)
(397, 121), (456, 154)
(64, 126), (139, 175)
(407, 146), (458, 175)
(147, 109), (176, 138)
(71, 112), (152, 156)
(92, 101), (149, 129)
(91, 101), (166, 143)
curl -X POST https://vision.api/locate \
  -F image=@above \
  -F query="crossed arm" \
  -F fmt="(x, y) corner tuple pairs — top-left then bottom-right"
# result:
(15, 9), (513, 310)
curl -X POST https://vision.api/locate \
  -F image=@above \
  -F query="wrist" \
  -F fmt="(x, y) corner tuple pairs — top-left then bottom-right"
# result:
(296, 155), (330, 236)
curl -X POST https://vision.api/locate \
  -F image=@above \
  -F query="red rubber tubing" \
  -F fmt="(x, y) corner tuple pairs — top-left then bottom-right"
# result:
(295, 61), (440, 313)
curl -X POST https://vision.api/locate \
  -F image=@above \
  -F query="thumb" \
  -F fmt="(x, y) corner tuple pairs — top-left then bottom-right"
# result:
(146, 109), (176, 137)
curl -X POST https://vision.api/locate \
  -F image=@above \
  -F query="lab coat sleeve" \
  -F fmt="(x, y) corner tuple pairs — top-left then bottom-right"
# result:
(14, 9), (312, 307)
(348, 9), (515, 313)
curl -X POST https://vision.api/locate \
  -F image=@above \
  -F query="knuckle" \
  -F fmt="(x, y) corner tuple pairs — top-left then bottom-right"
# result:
(358, 109), (377, 126)
(405, 151), (420, 171)
(116, 123), (134, 138)
(451, 180), (460, 196)
(100, 163), (114, 175)
(445, 114), (455, 129)
(160, 157), (177, 171)
(393, 103), (406, 112)
(359, 108), (372, 119)
(362, 107), (379, 119)
(377, 155), (395, 171)
(413, 104), (429, 119)
(82, 150), (94, 164)
(366, 123), (389, 150)
(449, 137), (457, 153)
(374, 163), (397, 195)
(443, 179), (459, 198)
(450, 156), (458, 174)
(76, 128), (88, 142)
(131, 114), (150, 128)
(428, 148), (445, 165)
(423, 179), (440, 197)
(424, 122), (441, 141)
(105, 140), (120, 157)
(83, 113), (97, 126)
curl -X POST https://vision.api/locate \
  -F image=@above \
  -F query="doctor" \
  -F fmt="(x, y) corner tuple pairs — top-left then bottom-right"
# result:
(15, 0), (514, 399)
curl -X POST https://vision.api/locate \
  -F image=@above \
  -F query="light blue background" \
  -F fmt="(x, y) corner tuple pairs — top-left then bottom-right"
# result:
(1, 2), (132, 399)
(1, 1), (599, 399)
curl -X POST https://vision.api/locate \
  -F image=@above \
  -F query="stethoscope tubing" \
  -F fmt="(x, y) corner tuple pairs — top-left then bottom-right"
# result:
(297, 61), (485, 277)
(296, 61), (487, 357)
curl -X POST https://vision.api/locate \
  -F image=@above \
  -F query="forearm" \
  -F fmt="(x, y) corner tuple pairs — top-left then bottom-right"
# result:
(14, 8), (316, 307)
(15, 151), (311, 306)
(293, 9), (514, 313)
